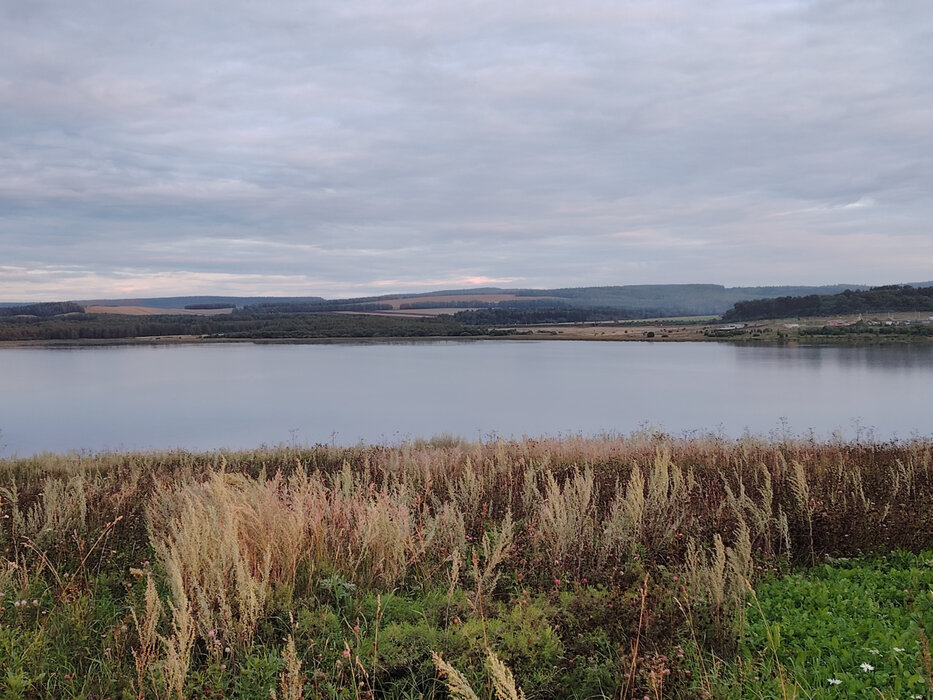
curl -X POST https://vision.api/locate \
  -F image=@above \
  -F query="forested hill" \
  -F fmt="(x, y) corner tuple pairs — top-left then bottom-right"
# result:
(8, 282), (933, 321)
(239, 283), (882, 317)
(722, 285), (933, 321)
(506, 284), (870, 316)
(0, 302), (84, 317)
(75, 295), (325, 309)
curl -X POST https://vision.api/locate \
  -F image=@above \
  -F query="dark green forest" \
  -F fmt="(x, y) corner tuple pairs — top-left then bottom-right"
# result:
(0, 311), (488, 342)
(242, 301), (394, 313)
(0, 301), (84, 317)
(453, 305), (637, 325)
(722, 285), (933, 321)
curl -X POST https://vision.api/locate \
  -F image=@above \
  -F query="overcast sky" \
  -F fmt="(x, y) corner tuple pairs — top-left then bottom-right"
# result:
(2, 0), (932, 301)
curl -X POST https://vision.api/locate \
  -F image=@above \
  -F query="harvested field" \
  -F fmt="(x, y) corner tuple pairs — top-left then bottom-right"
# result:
(83, 305), (236, 316)
(381, 293), (535, 308)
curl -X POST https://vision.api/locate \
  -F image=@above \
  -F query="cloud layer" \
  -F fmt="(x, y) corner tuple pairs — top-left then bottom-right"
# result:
(2, 0), (932, 300)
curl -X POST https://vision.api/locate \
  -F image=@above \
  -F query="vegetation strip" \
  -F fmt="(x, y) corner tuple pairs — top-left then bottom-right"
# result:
(1, 435), (932, 697)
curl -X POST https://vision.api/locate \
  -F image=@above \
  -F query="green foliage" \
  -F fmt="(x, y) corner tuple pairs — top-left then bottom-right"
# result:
(318, 574), (358, 612)
(229, 649), (282, 698)
(726, 552), (933, 698)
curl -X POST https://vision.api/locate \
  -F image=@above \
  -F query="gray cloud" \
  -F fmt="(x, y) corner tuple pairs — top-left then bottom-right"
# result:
(2, 0), (932, 300)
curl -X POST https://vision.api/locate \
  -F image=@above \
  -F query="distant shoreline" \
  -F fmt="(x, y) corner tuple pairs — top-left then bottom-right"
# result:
(2, 326), (932, 349)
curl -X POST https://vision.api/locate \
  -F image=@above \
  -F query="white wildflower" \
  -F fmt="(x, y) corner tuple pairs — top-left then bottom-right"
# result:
(893, 647), (905, 652)
(827, 678), (842, 685)
(859, 662), (874, 672)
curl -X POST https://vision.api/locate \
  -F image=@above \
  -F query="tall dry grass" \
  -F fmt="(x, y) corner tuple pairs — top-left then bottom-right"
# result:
(3, 435), (933, 695)
(5, 435), (933, 585)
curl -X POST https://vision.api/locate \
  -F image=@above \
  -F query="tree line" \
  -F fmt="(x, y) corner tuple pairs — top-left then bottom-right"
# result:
(722, 285), (933, 321)
(0, 301), (84, 317)
(239, 301), (394, 313)
(0, 311), (488, 342)
(452, 305), (639, 325)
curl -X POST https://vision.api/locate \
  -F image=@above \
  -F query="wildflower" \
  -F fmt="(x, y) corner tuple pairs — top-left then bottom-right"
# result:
(859, 662), (874, 672)
(342, 648), (351, 659)
(893, 647), (905, 652)
(517, 573), (523, 580)
(867, 648), (879, 655)
(225, 647), (231, 653)
(554, 578), (561, 586)
(220, 664), (226, 671)
(32, 599), (38, 607)
(827, 678), (842, 685)
(208, 629), (216, 638)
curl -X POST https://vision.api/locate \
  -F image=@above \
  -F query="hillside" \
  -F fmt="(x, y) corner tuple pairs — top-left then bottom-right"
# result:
(7, 282), (933, 322)
(244, 283), (889, 317)
(75, 295), (325, 309)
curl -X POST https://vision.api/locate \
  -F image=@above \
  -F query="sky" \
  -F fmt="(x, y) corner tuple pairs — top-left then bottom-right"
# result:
(2, 0), (932, 302)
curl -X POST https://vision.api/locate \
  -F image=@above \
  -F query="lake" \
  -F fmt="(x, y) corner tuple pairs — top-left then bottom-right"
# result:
(1, 340), (932, 456)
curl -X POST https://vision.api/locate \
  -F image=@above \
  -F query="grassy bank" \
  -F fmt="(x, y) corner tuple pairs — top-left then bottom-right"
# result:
(1, 436), (932, 698)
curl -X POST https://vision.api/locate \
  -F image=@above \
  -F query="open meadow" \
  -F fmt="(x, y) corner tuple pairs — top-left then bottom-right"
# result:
(1, 435), (932, 698)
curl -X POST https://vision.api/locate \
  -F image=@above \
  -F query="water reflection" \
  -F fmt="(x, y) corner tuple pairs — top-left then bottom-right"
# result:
(733, 343), (933, 371)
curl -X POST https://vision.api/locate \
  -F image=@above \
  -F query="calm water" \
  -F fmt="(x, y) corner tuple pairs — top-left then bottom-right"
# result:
(1, 340), (932, 456)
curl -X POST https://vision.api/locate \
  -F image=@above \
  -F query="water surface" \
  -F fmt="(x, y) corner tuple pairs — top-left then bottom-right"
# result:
(1, 341), (931, 456)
